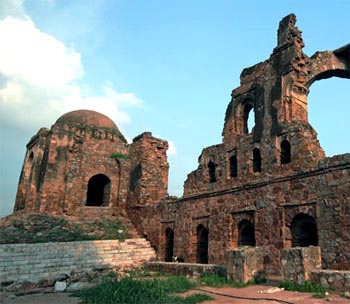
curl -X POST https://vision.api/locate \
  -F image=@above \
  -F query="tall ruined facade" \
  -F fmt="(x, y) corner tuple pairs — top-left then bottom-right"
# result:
(14, 15), (350, 274)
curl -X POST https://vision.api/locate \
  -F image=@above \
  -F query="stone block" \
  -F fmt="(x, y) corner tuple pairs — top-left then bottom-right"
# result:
(225, 247), (265, 283)
(54, 281), (67, 292)
(281, 246), (321, 284)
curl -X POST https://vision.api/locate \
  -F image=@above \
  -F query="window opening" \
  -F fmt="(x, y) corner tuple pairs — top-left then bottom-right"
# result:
(243, 103), (255, 134)
(229, 155), (238, 177)
(208, 161), (217, 183)
(238, 220), (256, 246)
(280, 140), (291, 164)
(291, 213), (318, 247)
(253, 148), (261, 173)
(165, 228), (174, 262)
(86, 174), (111, 207)
(197, 225), (209, 264)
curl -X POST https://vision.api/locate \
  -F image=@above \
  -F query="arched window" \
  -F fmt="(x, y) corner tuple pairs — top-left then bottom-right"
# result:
(197, 225), (209, 264)
(165, 228), (174, 262)
(229, 155), (238, 178)
(208, 161), (217, 183)
(280, 140), (291, 164)
(253, 148), (261, 173)
(238, 220), (256, 246)
(243, 103), (255, 134)
(86, 174), (111, 207)
(291, 213), (318, 247)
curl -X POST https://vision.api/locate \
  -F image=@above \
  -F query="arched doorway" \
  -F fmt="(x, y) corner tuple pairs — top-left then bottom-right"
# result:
(229, 155), (238, 178)
(291, 213), (318, 247)
(253, 148), (261, 173)
(243, 102), (255, 134)
(208, 161), (217, 183)
(165, 228), (174, 262)
(86, 174), (111, 206)
(238, 220), (256, 246)
(197, 225), (209, 264)
(280, 140), (291, 164)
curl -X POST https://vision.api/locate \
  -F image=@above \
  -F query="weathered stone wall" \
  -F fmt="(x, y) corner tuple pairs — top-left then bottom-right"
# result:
(225, 248), (265, 283)
(145, 262), (226, 278)
(128, 132), (169, 206)
(14, 111), (169, 217)
(310, 270), (350, 292)
(281, 247), (321, 284)
(129, 154), (350, 274)
(0, 239), (156, 284)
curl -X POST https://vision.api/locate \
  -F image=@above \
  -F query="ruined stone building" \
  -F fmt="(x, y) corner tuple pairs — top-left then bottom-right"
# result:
(14, 14), (350, 275)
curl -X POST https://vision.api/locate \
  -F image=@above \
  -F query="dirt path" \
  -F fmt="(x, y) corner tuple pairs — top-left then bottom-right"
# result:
(1, 285), (348, 304)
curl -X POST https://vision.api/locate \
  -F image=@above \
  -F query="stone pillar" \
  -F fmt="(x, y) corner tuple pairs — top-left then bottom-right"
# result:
(225, 247), (265, 283)
(281, 246), (321, 284)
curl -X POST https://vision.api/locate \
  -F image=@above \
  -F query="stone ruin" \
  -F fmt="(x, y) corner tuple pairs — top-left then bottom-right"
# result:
(13, 14), (350, 278)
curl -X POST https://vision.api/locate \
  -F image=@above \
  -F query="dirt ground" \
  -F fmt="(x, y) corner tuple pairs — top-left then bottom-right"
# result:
(1, 285), (349, 304)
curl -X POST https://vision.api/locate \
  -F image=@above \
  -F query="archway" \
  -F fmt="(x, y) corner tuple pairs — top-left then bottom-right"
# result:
(229, 155), (238, 177)
(291, 213), (318, 247)
(208, 161), (216, 183)
(280, 140), (291, 164)
(86, 174), (111, 207)
(308, 77), (350, 157)
(197, 225), (209, 264)
(243, 102), (255, 134)
(253, 148), (261, 173)
(165, 228), (174, 262)
(238, 220), (256, 246)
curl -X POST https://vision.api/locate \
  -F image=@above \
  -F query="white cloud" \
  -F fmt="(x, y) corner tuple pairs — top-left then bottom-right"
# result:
(0, 17), (83, 86)
(167, 140), (177, 156)
(0, 13), (143, 130)
(0, 0), (26, 19)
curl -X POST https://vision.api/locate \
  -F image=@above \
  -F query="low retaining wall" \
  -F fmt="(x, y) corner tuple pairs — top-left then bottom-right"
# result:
(311, 270), (350, 292)
(281, 246), (321, 284)
(145, 262), (226, 278)
(0, 238), (156, 284)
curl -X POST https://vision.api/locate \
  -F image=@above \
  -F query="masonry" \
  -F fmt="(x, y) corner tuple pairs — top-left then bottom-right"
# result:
(127, 14), (350, 275)
(0, 238), (156, 284)
(10, 14), (350, 278)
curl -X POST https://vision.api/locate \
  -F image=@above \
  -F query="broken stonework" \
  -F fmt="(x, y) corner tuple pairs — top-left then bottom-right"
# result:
(281, 246), (321, 284)
(225, 247), (265, 283)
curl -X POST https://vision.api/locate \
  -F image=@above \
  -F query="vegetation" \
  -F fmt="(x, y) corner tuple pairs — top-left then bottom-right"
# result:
(278, 280), (326, 298)
(109, 152), (130, 160)
(73, 274), (213, 304)
(0, 214), (129, 244)
(198, 272), (266, 288)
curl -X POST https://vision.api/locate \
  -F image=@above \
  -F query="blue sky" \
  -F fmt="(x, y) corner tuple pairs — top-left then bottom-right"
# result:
(0, 0), (349, 217)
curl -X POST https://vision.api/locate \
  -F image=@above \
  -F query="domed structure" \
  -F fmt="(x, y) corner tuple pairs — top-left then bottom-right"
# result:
(56, 110), (118, 129)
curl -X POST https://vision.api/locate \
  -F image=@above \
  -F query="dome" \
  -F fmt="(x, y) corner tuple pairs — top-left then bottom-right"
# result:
(56, 110), (118, 129)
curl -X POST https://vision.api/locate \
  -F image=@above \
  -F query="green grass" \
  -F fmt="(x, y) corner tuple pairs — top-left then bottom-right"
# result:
(198, 272), (265, 288)
(278, 280), (326, 298)
(73, 274), (212, 304)
(0, 215), (129, 244)
(110, 152), (130, 160)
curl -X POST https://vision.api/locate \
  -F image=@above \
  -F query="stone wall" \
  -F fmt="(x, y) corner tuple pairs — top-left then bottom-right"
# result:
(0, 238), (156, 284)
(225, 248), (265, 283)
(129, 154), (350, 274)
(311, 270), (350, 292)
(145, 262), (226, 278)
(281, 246), (321, 284)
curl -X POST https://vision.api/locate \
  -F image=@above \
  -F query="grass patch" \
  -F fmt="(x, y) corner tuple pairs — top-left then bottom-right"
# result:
(278, 280), (326, 298)
(73, 275), (212, 304)
(0, 214), (129, 244)
(110, 152), (130, 160)
(198, 272), (265, 288)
